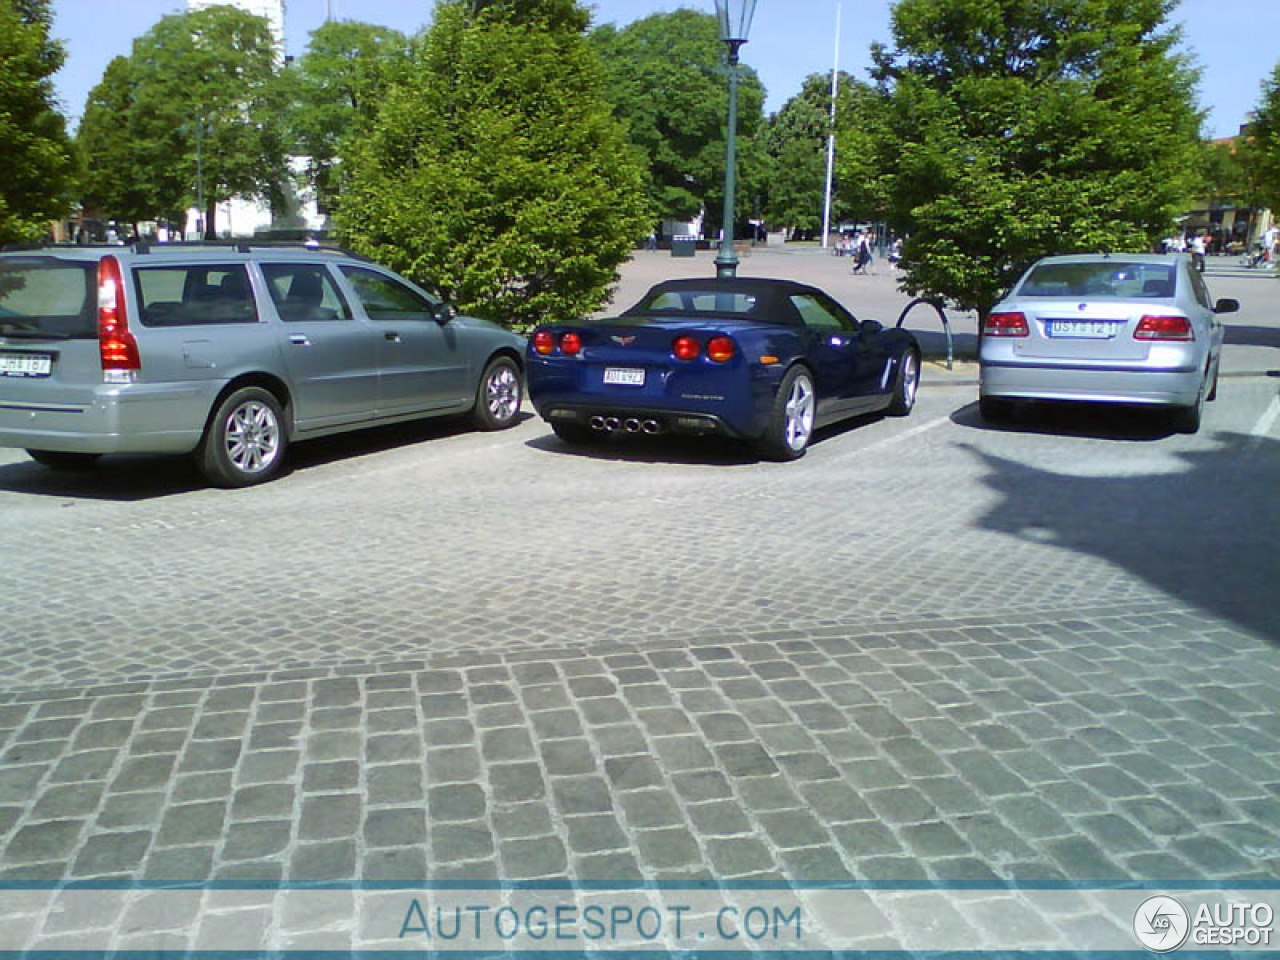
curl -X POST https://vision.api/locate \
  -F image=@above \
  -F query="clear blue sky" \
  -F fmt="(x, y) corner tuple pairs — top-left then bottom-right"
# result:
(51, 0), (1279, 138)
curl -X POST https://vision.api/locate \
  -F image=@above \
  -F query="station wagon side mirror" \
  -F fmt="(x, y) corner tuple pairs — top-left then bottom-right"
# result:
(1213, 298), (1238, 315)
(435, 302), (456, 324)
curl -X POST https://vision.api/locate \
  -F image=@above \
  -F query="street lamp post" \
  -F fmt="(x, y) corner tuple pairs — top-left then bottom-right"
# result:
(714, 0), (757, 279)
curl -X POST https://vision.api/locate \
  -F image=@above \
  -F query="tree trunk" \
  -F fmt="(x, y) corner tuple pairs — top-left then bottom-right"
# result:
(204, 199), (217, 240)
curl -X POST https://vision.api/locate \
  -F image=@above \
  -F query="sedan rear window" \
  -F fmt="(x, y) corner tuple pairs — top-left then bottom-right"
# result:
(1018, 262), (1176, 299)
(0, 258), (96, 338)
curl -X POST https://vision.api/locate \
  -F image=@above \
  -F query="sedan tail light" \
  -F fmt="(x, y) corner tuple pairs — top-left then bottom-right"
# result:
(706, 336), (735, 363)
(1134, 315), (1194, 341)
(984, 311), (1029, 337)
(533, 330), (555, 355)
(672, 335), (701, 361)
(560, 331), (583, 356)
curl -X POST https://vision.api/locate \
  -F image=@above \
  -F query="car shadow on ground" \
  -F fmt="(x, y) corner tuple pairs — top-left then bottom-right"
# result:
(949, 399), (1179, 441)
(0, 412), (535, 502)
(965, 431), (1280, 643)
(1224, 323), (1280, 350)
(523, 410), (888, 465)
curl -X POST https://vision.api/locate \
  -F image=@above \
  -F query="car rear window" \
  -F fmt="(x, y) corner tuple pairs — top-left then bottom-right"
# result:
(0, 257), (96, 338)
(632, 290), (762, 315)
(134, 265), (259, 326)
(1018, 262), (1176, 299)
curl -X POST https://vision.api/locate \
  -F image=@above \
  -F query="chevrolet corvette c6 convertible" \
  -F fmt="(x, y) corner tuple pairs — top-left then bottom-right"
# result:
(526, 277), (921, 460)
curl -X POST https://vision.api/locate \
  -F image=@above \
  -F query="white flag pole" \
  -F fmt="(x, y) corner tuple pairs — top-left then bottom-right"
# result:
(820, 0), (841, 249)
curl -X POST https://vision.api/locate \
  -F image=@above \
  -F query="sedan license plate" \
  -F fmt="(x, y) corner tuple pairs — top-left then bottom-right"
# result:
(603, 367), (645, 386)
(0, 353), (52, 377)
(1046, 320), (1120, 339)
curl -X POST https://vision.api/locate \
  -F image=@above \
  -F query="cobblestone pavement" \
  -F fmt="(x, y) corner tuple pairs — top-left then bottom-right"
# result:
(0, 258), (1278, 948)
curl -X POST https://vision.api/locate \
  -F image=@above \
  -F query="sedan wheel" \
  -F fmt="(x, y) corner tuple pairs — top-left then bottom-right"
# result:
(1172, 375), (1206, 434)
(757, 367), (815, 461)
(470, 357), (522, 431)
(199, 387), (287, 487)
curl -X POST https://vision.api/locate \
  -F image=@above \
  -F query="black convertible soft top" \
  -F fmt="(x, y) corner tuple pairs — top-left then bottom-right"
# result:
(620, 277), (834, 328)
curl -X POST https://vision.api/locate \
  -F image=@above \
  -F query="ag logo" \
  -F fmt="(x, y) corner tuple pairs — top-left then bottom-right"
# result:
(1134, 896), (1190, 952)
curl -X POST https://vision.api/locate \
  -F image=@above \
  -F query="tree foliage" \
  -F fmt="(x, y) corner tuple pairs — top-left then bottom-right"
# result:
(0, 0), (74, 244)
(284, 19), (410, 213)
(77, 4), (289, 236)
(592, 10), (768, 230)
(864, 0), (1204, 318)
(337, 0), (651, 327)
(1248, 60), (1280, 215)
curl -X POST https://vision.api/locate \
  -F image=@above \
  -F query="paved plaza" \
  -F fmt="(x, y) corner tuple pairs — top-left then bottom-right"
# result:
(0, 249), (1277, 948)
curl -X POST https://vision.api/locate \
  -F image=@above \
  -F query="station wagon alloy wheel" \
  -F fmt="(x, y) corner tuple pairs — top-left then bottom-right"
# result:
(470, 357), (523, 431)
(226, 400), (281, 474)
(199, 386), (289, 488)
(486, 364), (521, 423)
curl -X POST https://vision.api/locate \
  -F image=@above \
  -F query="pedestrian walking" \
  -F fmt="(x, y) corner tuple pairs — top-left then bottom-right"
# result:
(1190, 233), (1206, 273)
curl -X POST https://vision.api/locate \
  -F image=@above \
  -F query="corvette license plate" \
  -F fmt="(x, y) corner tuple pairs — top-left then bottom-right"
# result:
(0, 353), (52, 377)
(603, 367), (645, 386)
(1046, 320), (1120, 339)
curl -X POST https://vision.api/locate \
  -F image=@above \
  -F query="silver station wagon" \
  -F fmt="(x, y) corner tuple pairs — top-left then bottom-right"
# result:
(978, 253), (1237, 433)
(0, 243), (526, 485)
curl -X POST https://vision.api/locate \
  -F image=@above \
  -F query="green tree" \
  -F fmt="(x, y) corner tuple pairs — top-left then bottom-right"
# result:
(0, 0), (74, 244)
(337, 0), (651, 327)
(592, 9), (768, 232)
(867, 0), (1204, 321)
(77, 5), (289, 237)
(285, 19), (410, 214)
(77, 55), (180, 232)
(1248, 60), (1280, 216)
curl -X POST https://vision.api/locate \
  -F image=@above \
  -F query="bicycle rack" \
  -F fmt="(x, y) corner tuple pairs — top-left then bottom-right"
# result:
(895, 298), (953, 370)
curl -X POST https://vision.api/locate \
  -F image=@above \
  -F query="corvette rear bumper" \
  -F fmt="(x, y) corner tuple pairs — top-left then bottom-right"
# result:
(536, 402), (751, 439)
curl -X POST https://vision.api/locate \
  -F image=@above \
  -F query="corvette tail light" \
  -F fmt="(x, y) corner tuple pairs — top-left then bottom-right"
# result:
(1134, 315), (1193, 341)
(98, 255), (140, 380)
(560, 332), (583, 356)
(672, 335), (700, 361)
(984, 311), (1028, 337)
(706, 336), (735, 363)
(533, 330), (555, 355)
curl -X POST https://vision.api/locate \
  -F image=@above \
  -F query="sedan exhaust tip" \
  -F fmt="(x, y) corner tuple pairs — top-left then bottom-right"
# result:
(589, 416), (607, 431)
(604, 417), (621, 431)
(642, 419), (661, 434)
(624, 418), (642, 433)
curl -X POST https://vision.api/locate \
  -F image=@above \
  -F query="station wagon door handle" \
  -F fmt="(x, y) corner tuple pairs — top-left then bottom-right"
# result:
(384, 331), (401, 343)
(289, 334), (311, 346)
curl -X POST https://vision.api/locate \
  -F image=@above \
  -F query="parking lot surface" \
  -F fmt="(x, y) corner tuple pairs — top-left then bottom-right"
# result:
(1, 250), (1277, 949)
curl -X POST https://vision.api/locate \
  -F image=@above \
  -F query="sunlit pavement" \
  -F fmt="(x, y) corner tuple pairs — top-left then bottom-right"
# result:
(0, 249), (1277, 948)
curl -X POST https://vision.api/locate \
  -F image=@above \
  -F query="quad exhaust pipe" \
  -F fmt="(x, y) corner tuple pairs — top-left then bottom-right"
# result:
(587, 416), (662, 434)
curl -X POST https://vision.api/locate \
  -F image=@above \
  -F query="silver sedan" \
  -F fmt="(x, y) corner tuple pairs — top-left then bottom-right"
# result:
(977, 253), (1237, 432)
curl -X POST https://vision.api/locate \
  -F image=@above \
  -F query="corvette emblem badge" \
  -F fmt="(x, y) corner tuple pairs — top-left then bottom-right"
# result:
(611, 336), (636, 346)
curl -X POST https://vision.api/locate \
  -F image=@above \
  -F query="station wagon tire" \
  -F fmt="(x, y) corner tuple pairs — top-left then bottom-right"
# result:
(888, 349), (920, 416)
(26, 450), (101, 471)
(470, 356), (523, 431)
(551, 421), (606, 446)
(198, 387), (287, 487)
(978, 395), (1014, 422)
(757, 366), (816, 461)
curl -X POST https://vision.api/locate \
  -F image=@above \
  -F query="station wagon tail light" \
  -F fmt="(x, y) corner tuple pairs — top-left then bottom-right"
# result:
(560, 331), (582, 356)
(984, 312), (1028, 337)
(97, 255), (140, 380)
(533, 330), (555, 355)
(1134, 315), (1193, 341)
(706, 336), (735, 363)
(673, 335), (701, 361)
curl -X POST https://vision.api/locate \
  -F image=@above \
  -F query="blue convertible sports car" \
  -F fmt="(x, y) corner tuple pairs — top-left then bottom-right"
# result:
(527, 278), (921, 460)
